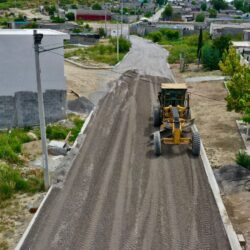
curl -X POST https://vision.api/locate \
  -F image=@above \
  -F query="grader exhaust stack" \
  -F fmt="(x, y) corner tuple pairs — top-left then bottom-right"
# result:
(153, 83), (200, 156)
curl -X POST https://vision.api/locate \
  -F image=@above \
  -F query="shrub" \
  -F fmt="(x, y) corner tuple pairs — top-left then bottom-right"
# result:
(144, 11), (153, 18)
(147, 31), (162, 43)
(72, 28), (82, 33)
(236, 151), (250, 170)
(195, 13), (205, 22)
(69, 117), (84, 143)
(46, 125), (70, 140)
(213, 35), (231, 56)
(201, 2), (207, 11)
(201, 44), (220, 70)
(51, 16), (65, 23)
(98, 27), (106, 37)
(208, 8), (217, 18)
(0, 164), (44, 201)
(92, 3), (102, 10)
(159, 29), (179, 40)
(168, 44), (197, 63)
(110, 37), (131, 53)
(66, 12), (75, 21)
(0, 129), (31, 164)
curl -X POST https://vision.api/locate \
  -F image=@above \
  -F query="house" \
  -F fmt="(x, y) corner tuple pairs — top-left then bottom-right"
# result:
(0, 29), (69, 129)
(70, 33), (100, 45)
(210, 23), (250, 38)
(232, 41), (250, 65)
(75, 10), (112, 21)
(244, 30), (250, 41)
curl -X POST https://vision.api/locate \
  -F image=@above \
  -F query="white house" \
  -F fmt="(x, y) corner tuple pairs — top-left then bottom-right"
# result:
(0, 29), (69, 129)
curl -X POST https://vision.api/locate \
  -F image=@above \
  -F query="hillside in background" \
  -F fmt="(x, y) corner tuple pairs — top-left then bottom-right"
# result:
(0, 0), (113, 10)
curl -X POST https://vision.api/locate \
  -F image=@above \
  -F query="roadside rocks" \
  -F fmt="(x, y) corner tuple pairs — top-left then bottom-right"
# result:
(214, 165), (250, 194)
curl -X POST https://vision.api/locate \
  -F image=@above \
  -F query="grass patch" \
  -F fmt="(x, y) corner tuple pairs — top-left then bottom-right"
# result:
(0, 129), (32, 164)
(34, 115), (84, 143)
(68, 115), (84, 143)
(0, 239), (8, 250)
(65, 37), (131, 65)
(0, 163), (44, 201)
(236, 151), (250, 170)
(146, 30), (211, 64)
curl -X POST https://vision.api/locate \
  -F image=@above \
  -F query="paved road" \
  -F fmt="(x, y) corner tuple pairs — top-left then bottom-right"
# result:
(20, 38), (230, 250)
(116, 36), (175, 81)
(149, 6), (165, 22)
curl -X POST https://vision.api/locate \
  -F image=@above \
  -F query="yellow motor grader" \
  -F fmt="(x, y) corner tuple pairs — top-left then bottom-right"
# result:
(153, 83), (200, 156)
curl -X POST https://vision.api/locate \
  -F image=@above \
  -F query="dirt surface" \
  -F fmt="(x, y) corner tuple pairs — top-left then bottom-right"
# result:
(0, 193), (44, 250)
(18, 37), (232, 250)
(224, 192), (250, 249)
(65, 61), (119, 105)
(21, 71), (230, 250)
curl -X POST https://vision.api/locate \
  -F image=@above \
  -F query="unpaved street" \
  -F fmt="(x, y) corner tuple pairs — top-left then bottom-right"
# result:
(20, 37), (230, 250)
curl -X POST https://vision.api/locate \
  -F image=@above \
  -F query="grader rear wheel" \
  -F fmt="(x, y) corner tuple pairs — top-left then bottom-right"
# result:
(192, 132), (200, 156)
(153, 106), (161, 127)
(154, 131), (161, 156)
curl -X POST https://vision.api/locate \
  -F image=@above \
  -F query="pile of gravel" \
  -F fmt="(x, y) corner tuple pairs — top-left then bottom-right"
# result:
(214, 165), (250, 194)
(67, 96), (94, 114)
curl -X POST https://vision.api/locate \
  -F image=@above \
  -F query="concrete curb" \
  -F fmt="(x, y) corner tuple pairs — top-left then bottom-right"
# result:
(65, 59), (113, 70)
(15, 109), (96, 250)
(15, 186), (53, 250)
(114, 50), (131, 68)
(192, 125), (241, 250)
(72, 109), (95, 148)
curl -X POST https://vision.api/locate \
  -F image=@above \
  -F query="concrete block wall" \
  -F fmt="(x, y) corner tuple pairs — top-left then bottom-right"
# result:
(44, 90), (67, 123)
(0, 90), (66, 129)
(0, 96), (15, 129)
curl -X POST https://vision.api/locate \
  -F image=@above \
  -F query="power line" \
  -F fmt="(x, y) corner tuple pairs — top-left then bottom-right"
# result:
(189, 91), (226, 104)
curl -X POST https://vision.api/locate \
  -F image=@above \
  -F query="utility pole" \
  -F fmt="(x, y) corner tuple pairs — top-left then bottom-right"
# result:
(117, 20), (119, 62)
(33, 30), (50, 190)
(120, 0), (123, 37)
(105, 8), (107, 36)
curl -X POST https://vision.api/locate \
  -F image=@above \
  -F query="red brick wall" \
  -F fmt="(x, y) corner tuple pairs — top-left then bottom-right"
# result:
(76, 14), (112, 21)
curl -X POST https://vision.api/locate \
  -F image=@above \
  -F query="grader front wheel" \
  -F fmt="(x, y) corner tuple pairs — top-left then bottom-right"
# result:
(154, 131), (161, 156)
(153, 106), (161, 127)
(192, 132), (200, 156)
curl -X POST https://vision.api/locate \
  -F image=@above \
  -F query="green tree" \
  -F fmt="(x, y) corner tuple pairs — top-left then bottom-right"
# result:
(197, 28), (203, 64)
(234, 0), (250, 13)
(148, 31), (162, 42)
(156, 0), (167, 6)
(208, 8), (217, 18)
(162, 4), (173, 20)
(98, 27), (106, 38)
(219, 47), (250, 122)
(195, 13), (205, 22)
(201, 44), (220, 70)
(213, 35), (231, 56)
(201, 2), (207, 11)
(219, 47), (241, 77)
(211, 0), (228, 10)
(92, 3), (102, 10)
(226, 67), (250, 116)
(66, 12), (75, 21)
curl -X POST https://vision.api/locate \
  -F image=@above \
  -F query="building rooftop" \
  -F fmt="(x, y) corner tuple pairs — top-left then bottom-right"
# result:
(210, 23), (250, 29)
(0, 29), (69, 37)
(232, 41), (250, 48)
(161, 83), (187, 89)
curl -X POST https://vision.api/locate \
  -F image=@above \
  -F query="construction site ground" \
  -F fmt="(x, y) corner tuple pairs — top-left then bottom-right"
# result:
(171, 63), (250, 249)
(19, 37), (230, 250)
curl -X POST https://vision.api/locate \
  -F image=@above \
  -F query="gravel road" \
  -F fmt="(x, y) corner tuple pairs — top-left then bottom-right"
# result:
(20, 37), (230, 250)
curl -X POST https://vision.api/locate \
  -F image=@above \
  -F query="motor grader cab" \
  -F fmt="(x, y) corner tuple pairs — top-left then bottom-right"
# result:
(153, 83), (200, 156)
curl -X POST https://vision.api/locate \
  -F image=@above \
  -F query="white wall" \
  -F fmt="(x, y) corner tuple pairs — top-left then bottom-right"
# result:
(0, 30), (69, 96)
